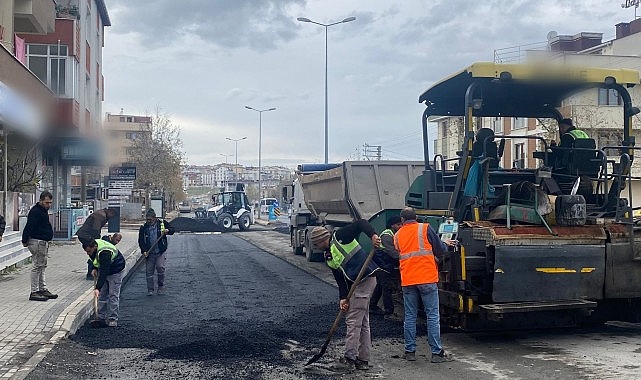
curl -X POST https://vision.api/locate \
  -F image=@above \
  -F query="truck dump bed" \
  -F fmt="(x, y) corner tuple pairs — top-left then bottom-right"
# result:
(300, 161), (424, 224)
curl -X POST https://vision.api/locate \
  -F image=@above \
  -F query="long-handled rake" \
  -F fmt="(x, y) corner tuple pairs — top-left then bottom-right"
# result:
(305, 247), (377, 366)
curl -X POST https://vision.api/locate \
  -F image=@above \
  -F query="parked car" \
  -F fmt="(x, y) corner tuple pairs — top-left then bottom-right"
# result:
(178, 201), (192, 213)
(259, 198), (278, 215)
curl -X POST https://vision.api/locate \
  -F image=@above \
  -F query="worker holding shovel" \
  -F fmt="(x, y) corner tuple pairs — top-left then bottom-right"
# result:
(309, 220), (381, 373)
(83, 239), (126, 327)
(138, 208), (175, 296)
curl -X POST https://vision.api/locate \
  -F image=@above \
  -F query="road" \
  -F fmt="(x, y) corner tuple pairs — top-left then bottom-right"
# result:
(25, 230), (641, 379)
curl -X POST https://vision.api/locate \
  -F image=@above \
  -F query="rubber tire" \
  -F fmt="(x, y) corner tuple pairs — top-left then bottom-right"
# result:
(218, 213), (234, 232)
(304, 234), (323, 262)
(238, 214), (250, 231)
(291, 229), (304, 255)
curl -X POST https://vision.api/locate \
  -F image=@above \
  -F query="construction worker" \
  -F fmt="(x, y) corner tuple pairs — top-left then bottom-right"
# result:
(370, 215), (402, 316)
(309, 220), (381, 373)
(138, 208), (175, 296)
(394, 207), (456, 363)
(558, 118), (589, 148)
(84, 238), (126, 327)
(77, 208), (117, 280)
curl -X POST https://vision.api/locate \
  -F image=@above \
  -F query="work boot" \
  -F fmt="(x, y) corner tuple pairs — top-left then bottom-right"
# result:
(329, 357), (355, 373)
(107, 319), (118, 327)
(29, 292), (48, 301)
(431, 350), (453, 363)
(157, 286), (165, 295)
(147, 290), (154, 296)
(369, 306), (386, 315)
(354, 358), (370, 370)
(403, 351), (416, 361)
(39, 289), (58, 299)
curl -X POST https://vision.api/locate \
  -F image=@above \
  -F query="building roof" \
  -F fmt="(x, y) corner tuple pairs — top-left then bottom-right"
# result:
(96, 0), (111, 26)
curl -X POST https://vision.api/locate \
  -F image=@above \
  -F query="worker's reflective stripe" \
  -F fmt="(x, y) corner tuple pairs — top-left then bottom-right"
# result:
(327, 233), (378, 281)
(399, 249), (433, 260)
(332, 235), (360, 262)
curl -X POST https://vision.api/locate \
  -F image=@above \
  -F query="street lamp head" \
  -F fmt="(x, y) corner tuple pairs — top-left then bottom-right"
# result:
(342, 16), (356, 23)
(245, 105), (254, 110)
(297, 17), (312, 22)
(267, 108), (276, 111)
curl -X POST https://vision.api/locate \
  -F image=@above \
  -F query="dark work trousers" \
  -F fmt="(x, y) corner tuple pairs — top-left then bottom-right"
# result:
(370, 269), (396, 313)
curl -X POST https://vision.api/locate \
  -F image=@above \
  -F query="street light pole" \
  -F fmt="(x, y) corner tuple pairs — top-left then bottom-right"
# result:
(297, 16), (356, 164)
(219, 153), (231, 190)
(225, 137), (246, 190)
(245, 106), (276, 219)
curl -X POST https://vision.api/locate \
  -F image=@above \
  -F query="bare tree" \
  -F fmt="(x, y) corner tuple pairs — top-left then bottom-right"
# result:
(0, 135), (47, 192)
(128, 108), (185, 210)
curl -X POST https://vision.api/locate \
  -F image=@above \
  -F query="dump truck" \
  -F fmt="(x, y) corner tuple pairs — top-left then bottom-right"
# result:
(410, 62), (641, 329)
(284, 161), (424, 262)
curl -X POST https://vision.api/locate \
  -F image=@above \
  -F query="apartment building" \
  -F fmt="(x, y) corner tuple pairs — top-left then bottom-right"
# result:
(0, 0), (55, 204)
(14, 0), (110, 208)
(103, 112), (152, 167)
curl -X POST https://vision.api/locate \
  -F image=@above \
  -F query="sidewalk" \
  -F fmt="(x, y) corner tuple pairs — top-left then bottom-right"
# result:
(0, 228), (143, 379)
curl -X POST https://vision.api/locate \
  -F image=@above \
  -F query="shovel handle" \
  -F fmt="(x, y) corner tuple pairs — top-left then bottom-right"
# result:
(143, 234), (164, 257)
(306, 247), (378, 366)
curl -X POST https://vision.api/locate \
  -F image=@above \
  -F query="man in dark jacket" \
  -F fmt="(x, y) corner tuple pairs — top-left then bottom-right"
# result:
(22, 191), (56, 302)
(370, 216), (402, 316)
(77, 208), (117, 280)
(310, 220), (381, 373)
(138, 208), (175, 296)
(84, 238), (126, 327)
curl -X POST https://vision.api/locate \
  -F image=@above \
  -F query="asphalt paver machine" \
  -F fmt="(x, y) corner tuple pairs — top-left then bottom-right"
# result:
(410, 62), (641, 329)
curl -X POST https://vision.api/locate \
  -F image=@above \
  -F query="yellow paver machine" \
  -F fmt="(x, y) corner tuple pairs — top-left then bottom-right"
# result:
(409, 62), (641, 329)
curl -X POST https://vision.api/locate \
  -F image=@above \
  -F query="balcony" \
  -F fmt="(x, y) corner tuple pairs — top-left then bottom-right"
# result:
(14, 0), (55, 34)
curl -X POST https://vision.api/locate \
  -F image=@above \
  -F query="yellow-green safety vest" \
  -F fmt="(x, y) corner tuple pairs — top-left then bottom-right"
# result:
(92, 239), (119, 268)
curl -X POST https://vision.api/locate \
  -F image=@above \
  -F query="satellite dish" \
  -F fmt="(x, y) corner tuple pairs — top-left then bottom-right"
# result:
(547, 31), (558, 41)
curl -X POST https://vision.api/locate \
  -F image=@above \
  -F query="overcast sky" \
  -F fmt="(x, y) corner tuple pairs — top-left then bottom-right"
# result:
(102, 0), (636, 168)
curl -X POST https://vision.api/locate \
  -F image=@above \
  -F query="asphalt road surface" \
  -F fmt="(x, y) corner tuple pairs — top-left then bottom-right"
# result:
(26, 231), (641, 379)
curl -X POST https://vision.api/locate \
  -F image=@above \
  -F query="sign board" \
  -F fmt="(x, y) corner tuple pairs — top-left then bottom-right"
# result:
(109, 166), (136, 181)
(108, 188), (133, 196)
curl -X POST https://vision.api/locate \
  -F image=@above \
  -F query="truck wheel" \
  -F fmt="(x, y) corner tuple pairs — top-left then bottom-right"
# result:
(304, 234), (323, 262)
(217, 213), (234, 232)
(291, 230), (303, 255)
(238, 214), (250, 231)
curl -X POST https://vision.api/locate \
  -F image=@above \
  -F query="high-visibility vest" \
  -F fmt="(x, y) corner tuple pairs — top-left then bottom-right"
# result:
(92, 239), (119, 268)
(326, 234), (378, 282)
(567, 129), (589, 140)
(394, 222), (438, 286)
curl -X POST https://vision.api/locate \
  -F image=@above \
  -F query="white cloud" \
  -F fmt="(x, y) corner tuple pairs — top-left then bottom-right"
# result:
(102, 0), (636, 166)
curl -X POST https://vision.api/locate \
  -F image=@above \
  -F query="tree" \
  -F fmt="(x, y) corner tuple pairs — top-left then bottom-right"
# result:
(128, 109), (185, 211)
(0, 134), (47, 192)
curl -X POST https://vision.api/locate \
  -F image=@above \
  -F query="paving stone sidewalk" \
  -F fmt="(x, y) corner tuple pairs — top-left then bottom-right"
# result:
(0, 228), (143, 379)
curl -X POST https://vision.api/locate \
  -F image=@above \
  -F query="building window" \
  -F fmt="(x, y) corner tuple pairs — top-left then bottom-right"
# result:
(125, 132), (141, 140)
(492, 117), (502, 133)
(26, 44), (77, 97)
(512, 117), (526, 130)
(598, 88), (621, 106)
(513, 143), (525, 168)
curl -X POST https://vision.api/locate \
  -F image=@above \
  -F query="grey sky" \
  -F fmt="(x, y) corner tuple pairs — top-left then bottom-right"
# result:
(102, 0), (635, 167)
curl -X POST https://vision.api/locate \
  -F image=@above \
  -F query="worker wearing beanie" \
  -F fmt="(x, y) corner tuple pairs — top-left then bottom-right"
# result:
(138, 208), (175, 296)
(310, 219), (381, 373)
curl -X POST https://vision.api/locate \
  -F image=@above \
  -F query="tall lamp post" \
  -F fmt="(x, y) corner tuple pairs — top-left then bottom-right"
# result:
(245, 105), (276, 218)
(297, 16), (356, 164)
(226, 137), (246, 189)
(219, 153), (232, 190)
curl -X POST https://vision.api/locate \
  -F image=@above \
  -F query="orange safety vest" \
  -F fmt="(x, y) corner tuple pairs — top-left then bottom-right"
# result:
(394, 222), (438, 286)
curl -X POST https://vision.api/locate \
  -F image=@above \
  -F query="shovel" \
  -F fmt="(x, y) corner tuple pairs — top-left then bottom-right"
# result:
(90, 276), (105, 328)
(143, 233), (165, 258)
(305, 247), (377, 366)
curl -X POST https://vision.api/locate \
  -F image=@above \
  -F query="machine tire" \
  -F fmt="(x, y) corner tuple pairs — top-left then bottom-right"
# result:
(304, 233), (323, 262)
(218, 213), (234, 232)
(238, 214), (250, 231)
(292, 230), (304, 255)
